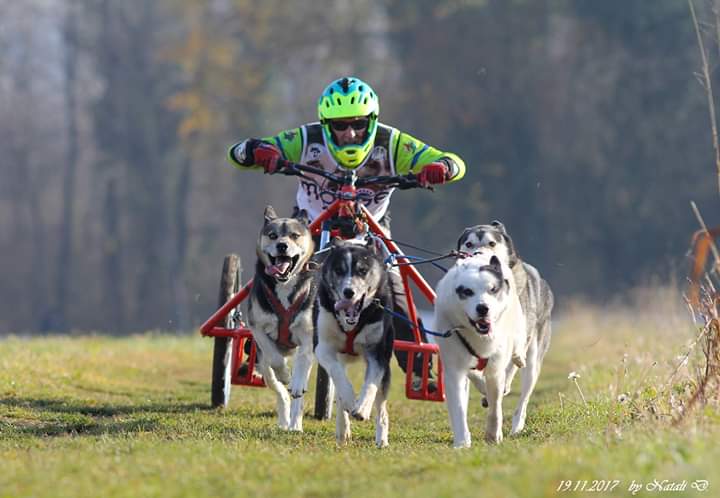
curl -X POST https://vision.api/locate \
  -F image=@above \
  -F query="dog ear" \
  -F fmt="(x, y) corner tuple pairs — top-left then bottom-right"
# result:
(365, 237), (381, 256)
(489, 255), (501, 271)
(490, 220), (518, 268)
(292, 207), (310, 226)
(502, 232), (519, 268)
(264, 205), (278, 225)
(490, 220), (507, 234)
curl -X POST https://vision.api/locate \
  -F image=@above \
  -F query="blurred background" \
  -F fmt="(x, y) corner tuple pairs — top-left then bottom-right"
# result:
(1, 0), (718, 334)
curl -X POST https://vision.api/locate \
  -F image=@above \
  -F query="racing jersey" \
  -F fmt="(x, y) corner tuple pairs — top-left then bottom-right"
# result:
(228, 122), (465, 222)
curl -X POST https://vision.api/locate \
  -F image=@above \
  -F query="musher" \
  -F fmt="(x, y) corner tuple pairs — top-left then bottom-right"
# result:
(228, 76), (466, 392)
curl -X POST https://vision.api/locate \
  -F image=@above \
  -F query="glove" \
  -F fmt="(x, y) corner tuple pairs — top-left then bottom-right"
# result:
(417, 162), (449, 186)
(250, 140), (282, 174)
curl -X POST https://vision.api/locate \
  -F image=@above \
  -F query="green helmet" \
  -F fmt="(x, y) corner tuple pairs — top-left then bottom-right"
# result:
(317, 77), (379, 168)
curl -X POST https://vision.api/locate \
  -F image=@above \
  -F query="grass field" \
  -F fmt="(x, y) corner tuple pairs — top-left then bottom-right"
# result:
(1, 288), (718, 498)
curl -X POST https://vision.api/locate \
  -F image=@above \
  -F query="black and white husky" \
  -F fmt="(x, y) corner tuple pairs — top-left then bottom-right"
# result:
(456, 221), (553, 415)
(314, 239), (394, 448)
(248, 206), (316, 431)
(434, 253), (527, 447)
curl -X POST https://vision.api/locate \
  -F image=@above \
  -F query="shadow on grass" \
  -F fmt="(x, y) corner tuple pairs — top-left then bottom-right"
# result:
(0, 396), (212, 417)
(0, 396), (282, 440)
(13, 418), (162, 438)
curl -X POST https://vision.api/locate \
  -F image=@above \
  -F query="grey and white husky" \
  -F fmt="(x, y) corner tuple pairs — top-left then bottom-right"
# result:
(456, 221), (553, 431)
(314, 239), (394, 447)
(248, 206), (316, 431)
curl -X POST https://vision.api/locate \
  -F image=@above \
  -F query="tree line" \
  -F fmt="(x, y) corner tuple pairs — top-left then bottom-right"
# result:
(0, 0), (716, 333)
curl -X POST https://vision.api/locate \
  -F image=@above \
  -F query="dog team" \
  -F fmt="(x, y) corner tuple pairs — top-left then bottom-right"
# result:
(245, 206), (553, 448)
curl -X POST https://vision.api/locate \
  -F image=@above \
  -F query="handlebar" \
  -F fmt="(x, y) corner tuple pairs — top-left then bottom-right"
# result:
(275, 159), (429, 191)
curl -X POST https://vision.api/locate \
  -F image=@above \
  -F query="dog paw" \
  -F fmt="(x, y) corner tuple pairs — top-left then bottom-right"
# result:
(376, 438), (389, 449)
(336, 431), (351, 445)
(511, 411), (526, 435)
(453, 440), (471, 449)
(484, 430), (503, 445)
(338, 396), (355, 414)
(512, 353), (526, 369)
(351, 400), (372, 421)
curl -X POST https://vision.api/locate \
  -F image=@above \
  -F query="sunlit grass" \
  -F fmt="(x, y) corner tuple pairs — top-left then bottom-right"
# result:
(1, 287), (718, 498)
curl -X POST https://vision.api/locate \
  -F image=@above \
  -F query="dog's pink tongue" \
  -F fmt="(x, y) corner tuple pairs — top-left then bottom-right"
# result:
(334, 299), (354, 312)
(266, 261), (291, 276)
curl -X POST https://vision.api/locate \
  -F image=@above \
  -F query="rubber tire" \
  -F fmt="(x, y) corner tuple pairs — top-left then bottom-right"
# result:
(211, 254), (242, 408)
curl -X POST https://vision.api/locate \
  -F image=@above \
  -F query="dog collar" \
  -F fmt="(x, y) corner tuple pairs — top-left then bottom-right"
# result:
(259, 280), (309, 349)
(453, 329), (488, 371)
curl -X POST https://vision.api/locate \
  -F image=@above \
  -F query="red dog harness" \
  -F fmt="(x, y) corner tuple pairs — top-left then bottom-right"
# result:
(340, 327), (360, 356)
(259, 281), (308, 349)
(454, 329), (488, 371)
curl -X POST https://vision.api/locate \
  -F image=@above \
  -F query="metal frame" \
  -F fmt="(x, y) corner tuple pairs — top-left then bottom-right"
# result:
(200, 181), (445, 402)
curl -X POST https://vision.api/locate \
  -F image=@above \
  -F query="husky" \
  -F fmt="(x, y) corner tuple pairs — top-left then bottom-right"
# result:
(456, 221), (553, 406)
(434, 253), (527, 447)
(247, 206), (316, 431)
(314, 239), (394, 448)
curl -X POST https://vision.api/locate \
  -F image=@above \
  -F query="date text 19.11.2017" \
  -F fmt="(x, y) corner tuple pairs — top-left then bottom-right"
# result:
(557, 480), (621, 493)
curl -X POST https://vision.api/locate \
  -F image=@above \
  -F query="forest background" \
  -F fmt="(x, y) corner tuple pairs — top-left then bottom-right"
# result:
(1, 0), (715, 334)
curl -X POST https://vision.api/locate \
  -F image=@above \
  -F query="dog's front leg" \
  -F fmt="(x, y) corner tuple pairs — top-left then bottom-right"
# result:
(255, 354), (291, 429)
(504, 363), (518, 396)
(335, 390), (352, 445)
(468, 369), (487, 396)
(252, 329), (291, 385)
(444, 366), (472, 448)
(511, 318), (527, 369)
(512, 335), (540, 435)
(352, 353), (384, 421)
(507, 320), (529, 391)
(373, 383), (389, 448)
(483, 361), (506, 444)
(288, 342), (314, 432)
(315, 343), (355, 413)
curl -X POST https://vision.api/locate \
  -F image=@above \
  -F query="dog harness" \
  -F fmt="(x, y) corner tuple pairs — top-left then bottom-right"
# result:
(340, 327), (360, 356)
(259, 281), (309, 349)
(333, 308), (369, 356)
(454, 330), (488, 371)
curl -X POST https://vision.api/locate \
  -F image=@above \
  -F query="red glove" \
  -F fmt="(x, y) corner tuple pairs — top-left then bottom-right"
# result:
(417, 162), (449, 186)
(252, 142), (282, 174)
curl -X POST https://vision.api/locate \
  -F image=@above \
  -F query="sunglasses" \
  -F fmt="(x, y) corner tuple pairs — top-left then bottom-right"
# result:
(328, 118), (369, 132)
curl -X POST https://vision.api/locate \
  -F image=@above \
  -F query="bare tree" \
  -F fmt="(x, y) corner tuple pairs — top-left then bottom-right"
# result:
(52, 0), (81, 331)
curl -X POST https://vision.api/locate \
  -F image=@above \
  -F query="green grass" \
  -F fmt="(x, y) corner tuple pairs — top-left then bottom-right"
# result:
(1, 290), (718, 498)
